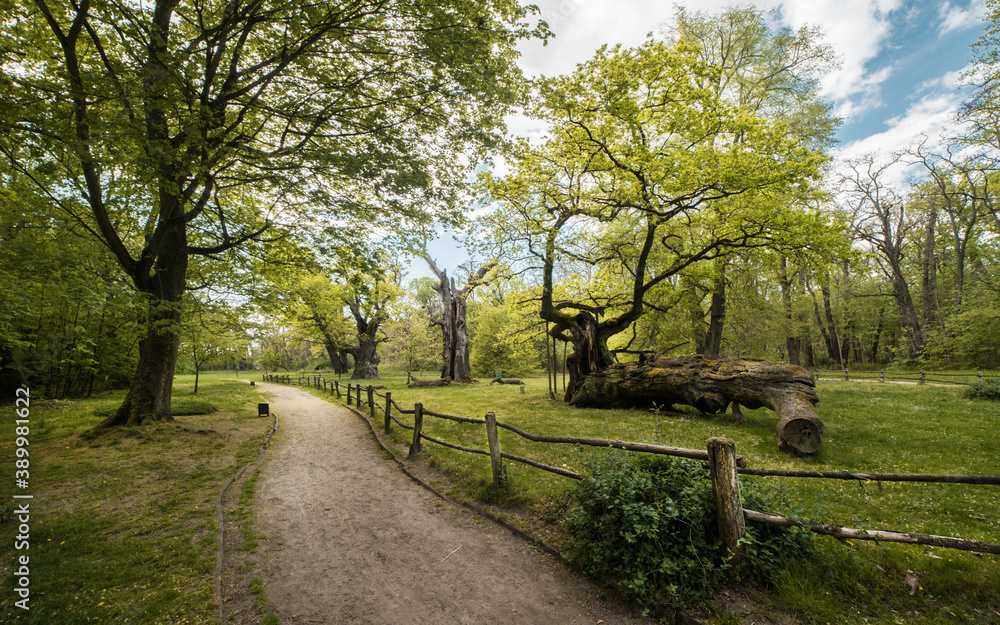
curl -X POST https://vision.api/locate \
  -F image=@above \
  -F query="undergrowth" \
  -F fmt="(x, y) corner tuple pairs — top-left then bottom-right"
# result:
(964, 378), (1000, 400)
(563, 452), (813, 615)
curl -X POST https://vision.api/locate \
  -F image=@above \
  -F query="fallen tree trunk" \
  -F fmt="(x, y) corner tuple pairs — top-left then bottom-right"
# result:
(568, 355), (823, 455)
(408, 375), (452, 388)
(489, 378), (524, 385)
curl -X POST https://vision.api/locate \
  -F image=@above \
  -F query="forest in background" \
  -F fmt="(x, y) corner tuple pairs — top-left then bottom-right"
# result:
(4, 3), (1000, 404)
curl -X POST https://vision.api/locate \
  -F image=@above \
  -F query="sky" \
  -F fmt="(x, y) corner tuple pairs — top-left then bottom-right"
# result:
(413, 0), (990, 278)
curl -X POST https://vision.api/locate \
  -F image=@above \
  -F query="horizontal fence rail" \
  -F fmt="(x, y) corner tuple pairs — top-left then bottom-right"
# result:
(261, 373), (1000, 559)
(814, 368), (999, 386)
(743, 509), (1000, 555)
(735, 467), (1000, 485)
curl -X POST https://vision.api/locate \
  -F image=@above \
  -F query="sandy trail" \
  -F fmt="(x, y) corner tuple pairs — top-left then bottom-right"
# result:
(253, 382), (653, 625)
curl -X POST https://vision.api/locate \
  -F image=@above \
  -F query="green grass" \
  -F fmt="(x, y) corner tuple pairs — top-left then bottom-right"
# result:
(0, 371), (272, 625)
(305, 370), (1000, 625)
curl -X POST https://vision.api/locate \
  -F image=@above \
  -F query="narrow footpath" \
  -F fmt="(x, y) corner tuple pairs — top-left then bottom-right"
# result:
(252, 382), (655, 625)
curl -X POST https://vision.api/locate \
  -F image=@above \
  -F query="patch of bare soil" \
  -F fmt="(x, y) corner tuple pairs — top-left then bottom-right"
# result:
(231, 382), (658, 625)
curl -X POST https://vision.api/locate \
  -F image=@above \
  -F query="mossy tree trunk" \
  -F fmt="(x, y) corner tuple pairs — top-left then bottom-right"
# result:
(568, 355), (824, 454)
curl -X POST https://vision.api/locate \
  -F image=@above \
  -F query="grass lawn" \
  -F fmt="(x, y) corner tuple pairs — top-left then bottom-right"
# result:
(300, 370), (1000, 625)
(0, 371), (273, 625)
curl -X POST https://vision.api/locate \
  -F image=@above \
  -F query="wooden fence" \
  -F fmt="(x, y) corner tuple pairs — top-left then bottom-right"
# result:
(815, 368), (997, 386)
(263, 373), (1000, 561)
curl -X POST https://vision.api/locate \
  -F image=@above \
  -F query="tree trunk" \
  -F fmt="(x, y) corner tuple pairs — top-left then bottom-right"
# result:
(563, 312), (618, 403)
(567, 355), (823, 454)
(682, 275), (708, 355)
(704, 267), (726, 359)
(423, 255), (492, 384)
(779, 258), (799, 365)
(922, 206), (938, 331)
(98, 222), (188, 428)
(890, 270), (924, 358)
(820, 283), (844, 366)
(351, 327), (382, 379)
(322, 334), (348, 375)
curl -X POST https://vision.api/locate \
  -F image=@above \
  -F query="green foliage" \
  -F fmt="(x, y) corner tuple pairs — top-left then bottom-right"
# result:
(949, 307), (1000, 369)
(382, 298), (442, 373)
(964, 378), (1000, 400)
(0, 180), (144, 398)
(469, 299), (544, 376)
(563, 453), (812, 612)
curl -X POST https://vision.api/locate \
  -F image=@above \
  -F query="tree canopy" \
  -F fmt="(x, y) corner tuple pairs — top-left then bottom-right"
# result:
(481, 36), (833, 399)
(0, 0), (546, 419)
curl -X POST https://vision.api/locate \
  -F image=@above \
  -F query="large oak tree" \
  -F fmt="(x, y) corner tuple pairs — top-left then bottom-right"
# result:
(483, 38), (831, 401)
(0, 0), (544, 424)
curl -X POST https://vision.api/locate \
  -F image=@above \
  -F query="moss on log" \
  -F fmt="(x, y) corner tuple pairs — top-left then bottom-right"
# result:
(408, 375), (452, 388)
(568, 355), (823, 454)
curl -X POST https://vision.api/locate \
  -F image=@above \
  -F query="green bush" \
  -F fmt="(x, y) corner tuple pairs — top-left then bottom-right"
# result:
(563, 452), (812, 613)
(964, 378), (1000, 401)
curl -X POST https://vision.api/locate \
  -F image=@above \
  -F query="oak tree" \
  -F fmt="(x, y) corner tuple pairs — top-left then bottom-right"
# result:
(483, 38), (829, 400)
(0, 0), (545, 425)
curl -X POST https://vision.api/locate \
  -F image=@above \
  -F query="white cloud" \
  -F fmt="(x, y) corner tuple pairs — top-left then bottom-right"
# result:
(772, 0), (905, 122)
(938, 0), (987, 35)
(519, 0), (906, 122)
(833, 91), (968, 190)
(916, 66), (970, 94)
(514, 0), (978, 181)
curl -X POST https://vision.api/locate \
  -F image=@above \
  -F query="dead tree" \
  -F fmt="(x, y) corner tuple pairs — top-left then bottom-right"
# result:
(423, 255), (496, 383)
(568, 355), (824, 455)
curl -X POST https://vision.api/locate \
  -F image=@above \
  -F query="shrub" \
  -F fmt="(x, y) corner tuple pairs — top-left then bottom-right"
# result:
(563, 452), (812, 613)
(964, 378), (1000, 401)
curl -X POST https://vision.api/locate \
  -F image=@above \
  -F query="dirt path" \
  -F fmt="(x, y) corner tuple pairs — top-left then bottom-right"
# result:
(252, 383), (655, 625)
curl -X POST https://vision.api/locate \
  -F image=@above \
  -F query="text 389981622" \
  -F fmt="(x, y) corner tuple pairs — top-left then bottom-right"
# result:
(13, 386), (31, 610)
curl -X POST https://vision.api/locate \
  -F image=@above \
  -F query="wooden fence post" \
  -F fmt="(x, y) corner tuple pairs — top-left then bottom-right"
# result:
(844, 368), (849, 381)
(920, 370), (926, 385)
(334, 380), (341, 398)
(384, 392), (392, 434)
(978, 371), (984, 382)
(707, 437), (746, 565)
(485, 412), (507, 489)
(346, 383), (352, 406)
(367, 386), (375, 420)
(409, 403), (424, 458)
(880, 369), (885, 383)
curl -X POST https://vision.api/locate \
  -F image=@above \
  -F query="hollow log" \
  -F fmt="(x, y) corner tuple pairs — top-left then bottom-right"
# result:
(408, 375), (452, 388)
(568, 355), (823, 455)
(489, 377), (524, 385)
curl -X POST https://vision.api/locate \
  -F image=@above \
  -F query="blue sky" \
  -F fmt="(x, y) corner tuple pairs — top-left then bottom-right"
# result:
(414, 0), (989, 278)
